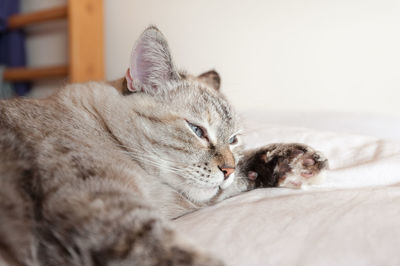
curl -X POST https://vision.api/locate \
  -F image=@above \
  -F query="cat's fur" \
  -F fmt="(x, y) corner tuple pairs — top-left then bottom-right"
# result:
(0, 26), (327, 266)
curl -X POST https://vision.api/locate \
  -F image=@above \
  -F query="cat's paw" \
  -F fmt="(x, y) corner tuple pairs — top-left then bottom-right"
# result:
(245, 143), (328, 189)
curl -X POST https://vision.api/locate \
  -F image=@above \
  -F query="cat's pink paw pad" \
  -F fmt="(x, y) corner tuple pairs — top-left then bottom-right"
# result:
(247, 171), (258, 181)
(276, 148), (328, 188)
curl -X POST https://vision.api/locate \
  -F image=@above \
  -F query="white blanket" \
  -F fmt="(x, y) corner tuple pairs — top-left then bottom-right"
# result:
(174, 111), (400, 266)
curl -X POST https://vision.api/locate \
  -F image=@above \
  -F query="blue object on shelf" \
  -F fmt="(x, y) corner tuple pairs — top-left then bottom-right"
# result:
(0, 65), (14, 98)
(0, 0), (31, 97)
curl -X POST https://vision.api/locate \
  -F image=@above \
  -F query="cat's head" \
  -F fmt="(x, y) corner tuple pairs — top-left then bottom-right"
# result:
(121, 26), (242, 203)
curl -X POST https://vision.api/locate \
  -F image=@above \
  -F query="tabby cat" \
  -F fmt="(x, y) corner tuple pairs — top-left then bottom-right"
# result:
(0, 26), (328, 266)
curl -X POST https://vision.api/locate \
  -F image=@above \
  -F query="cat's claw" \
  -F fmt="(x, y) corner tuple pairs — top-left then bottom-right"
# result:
(243, 143), (329, 189)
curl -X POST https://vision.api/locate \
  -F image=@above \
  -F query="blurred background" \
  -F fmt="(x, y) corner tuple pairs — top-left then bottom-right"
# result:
(2, 0), (400, 116)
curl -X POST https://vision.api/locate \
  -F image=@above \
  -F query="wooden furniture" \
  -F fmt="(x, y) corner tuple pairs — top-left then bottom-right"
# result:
(3, 0), (104, 83)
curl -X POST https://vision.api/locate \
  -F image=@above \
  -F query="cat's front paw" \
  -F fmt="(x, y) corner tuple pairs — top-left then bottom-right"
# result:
(243, 143), (328, 189)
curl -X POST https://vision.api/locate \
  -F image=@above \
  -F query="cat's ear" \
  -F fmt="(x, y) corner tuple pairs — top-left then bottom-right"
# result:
(126, 26), (180, 94)
(198, 70), (221, 91)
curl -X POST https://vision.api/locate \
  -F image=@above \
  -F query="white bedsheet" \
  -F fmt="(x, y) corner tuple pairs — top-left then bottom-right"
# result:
(174, 111), (400, 266)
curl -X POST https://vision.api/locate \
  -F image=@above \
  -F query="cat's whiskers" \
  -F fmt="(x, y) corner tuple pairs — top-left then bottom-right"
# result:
(67, 119), (184, 170)
(123, 151), (183, 173)
(177, 167), (220, 188)
(131, 152), (184, 172)
(120, 150), (188, 179)
(80, 106), (220, 189)
(114, 143), (184, 168)
(75, 120), (190, 174)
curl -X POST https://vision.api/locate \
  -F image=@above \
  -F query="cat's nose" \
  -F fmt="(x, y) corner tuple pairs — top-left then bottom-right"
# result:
(218, 166), (235, 179)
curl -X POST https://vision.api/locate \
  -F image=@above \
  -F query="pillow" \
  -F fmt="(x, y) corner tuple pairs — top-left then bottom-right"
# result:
(174, 116), (400, 266)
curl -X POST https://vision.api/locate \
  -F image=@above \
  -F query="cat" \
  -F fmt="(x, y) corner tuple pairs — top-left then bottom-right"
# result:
(0, 26), (328, 266)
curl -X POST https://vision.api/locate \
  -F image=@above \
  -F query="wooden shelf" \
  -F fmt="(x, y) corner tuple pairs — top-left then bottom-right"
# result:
(3, 0), (104, 84)
(3, 65), (69, 81)
(7, 6), (68, 30)
(68, 0), (104, 82)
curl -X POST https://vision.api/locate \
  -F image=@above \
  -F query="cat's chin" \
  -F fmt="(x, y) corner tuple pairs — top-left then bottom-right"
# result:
(185, 174), (235, 203)
(183, 186), (220, 203)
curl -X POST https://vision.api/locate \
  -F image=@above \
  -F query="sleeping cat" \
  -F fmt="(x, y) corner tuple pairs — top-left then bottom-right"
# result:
(0, 26), (327, 266)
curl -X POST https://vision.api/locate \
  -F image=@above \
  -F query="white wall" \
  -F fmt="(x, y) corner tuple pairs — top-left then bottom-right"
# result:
(22, 0), (400, 115)
(105, 0), (400, 115)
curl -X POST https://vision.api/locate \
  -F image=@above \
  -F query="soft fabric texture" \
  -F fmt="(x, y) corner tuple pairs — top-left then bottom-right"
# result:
(174, 111), (400, 266)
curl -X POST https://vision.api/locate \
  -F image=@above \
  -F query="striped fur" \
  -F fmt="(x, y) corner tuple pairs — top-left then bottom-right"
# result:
(0, 27), (244, 266)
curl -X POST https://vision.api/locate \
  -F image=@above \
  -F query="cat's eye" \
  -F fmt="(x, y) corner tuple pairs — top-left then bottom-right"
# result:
(229, 135), (238, 145)
(187, 122), (207, 140)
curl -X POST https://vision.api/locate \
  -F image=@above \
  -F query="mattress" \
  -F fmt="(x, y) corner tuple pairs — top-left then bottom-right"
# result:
(173, 111), (400, 266)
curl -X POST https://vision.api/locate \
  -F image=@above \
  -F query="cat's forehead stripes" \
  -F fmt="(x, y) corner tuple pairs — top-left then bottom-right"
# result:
(197, 88), (237, 139)
(196, 88), (233, 122)
(168, 81), (236, 122)
(177, 84), (235, 126)
(202, 90), (233, 122)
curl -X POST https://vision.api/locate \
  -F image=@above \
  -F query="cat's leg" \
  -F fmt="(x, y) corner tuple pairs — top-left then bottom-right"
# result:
(237, 143), (328, 189)
(39, 179), (224, 266)
(216, 143), (328, 201)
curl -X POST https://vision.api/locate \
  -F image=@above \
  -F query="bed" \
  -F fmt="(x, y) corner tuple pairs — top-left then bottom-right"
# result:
(173, 110), (400, 266)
